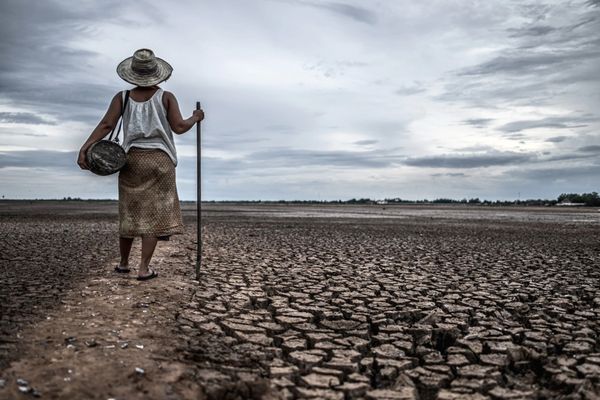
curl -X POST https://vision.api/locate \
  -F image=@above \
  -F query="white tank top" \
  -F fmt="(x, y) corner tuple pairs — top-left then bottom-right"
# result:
(121, 88), (178, 166)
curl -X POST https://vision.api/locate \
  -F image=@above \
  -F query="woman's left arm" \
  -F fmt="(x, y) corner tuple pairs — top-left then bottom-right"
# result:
(77, 93), (123, 170)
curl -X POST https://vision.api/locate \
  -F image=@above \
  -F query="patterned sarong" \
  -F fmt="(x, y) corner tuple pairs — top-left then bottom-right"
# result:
(118, 147), (184, 238)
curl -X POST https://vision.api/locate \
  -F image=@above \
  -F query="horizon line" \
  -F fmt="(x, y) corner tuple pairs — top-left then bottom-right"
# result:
(0, 197), (591, 203)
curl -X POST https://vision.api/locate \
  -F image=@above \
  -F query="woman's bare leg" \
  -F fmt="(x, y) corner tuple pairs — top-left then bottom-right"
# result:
(119, 237), (134, 267)
(139, 236), (159, 276)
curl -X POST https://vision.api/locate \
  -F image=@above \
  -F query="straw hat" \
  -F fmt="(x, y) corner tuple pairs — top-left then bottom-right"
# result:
(116, 48), (173, 87)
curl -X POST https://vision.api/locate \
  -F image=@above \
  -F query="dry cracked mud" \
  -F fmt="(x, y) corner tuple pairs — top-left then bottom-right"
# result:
(1, 202), (599, 399)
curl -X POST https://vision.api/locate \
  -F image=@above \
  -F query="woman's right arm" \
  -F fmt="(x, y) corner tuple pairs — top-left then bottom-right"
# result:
(77, 93), (122, 169)
(163, 91), (204, 134)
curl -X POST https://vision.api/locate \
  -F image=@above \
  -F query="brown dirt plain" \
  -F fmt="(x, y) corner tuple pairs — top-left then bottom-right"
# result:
(0, 201), (599, 400)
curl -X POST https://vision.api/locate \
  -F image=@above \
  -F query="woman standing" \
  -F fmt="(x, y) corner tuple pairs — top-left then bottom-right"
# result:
(77, 48), (204, 281)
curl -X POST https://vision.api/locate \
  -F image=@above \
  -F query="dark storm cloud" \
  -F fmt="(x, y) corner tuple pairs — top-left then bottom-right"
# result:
(1, 81), (119, 123)
(565, 15), (598, 32)
(394, 83), (426, 96)
(507, 164), (599, 180)
(458, 48), (600, 77)
(246, 147), (401, 168)
(438, 79), (555, 108)
(578, 144), (600, 152)
(174, 147), (405, 180)
(438, 2), (600, 110)
(508, 25), (557, 37)
(0, 0), (150, 124)
(404, 151), (534, 168)
(461, 118), (494, 128)
(0, 150), (78, 169)
(196, 144), (596, 175)
(587, 0), (600, 7)
(504, 133), (527, 140)
(0, 1), (106, 76)
(353, 139), (378, 145)
(544, 152), (598, 162)
(431, 172), (466, 177)
(508, 16), (596, 42)
(498, 115), (597, 133)
(545, 136), (569, 143)
(0, 112), (56, 125)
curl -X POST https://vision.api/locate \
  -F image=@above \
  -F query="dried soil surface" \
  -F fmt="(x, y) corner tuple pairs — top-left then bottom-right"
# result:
(0, 201), (599, 400)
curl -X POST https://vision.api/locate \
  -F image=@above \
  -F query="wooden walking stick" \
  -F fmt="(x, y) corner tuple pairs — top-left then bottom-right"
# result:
(195, 101), (202, 281)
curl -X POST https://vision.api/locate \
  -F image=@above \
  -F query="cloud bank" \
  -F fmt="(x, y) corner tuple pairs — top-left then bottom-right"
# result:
(0, 0), (598, 200)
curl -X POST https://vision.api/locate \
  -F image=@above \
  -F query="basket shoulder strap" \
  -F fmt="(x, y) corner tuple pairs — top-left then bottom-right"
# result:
(109, 90), (130, 143)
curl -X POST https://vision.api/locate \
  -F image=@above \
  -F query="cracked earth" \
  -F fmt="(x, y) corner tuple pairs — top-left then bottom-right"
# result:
(1, 202), (599, 399)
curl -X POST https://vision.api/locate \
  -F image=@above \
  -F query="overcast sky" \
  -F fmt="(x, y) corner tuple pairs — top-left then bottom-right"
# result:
(0, 0), (599, 201)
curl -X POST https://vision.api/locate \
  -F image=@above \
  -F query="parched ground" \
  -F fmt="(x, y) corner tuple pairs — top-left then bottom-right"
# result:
(0, 202), (599, 400)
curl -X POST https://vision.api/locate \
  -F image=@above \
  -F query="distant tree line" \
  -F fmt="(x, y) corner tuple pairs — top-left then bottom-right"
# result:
(4, 191), (597, 206)
(203, 192), (599, 206)
(557, 192), (600, 206)
(380, 198), (557, 206)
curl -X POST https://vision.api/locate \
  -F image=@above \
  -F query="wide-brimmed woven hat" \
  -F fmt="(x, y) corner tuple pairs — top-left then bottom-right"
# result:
(116, 48), (172, 87)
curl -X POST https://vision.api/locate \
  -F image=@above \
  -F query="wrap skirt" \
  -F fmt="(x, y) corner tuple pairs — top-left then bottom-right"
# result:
(118, 147), (184, 239)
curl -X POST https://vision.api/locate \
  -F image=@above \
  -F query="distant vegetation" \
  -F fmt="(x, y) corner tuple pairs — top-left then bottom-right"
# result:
(202, 192), (600, 207)
(557, 192), (600, 206)
(2, 192), (598, 206)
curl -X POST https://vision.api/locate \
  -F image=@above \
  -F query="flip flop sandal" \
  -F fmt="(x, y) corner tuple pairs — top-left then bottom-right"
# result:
(114, 265), (131, 273)
(137, 269), (158, 281)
